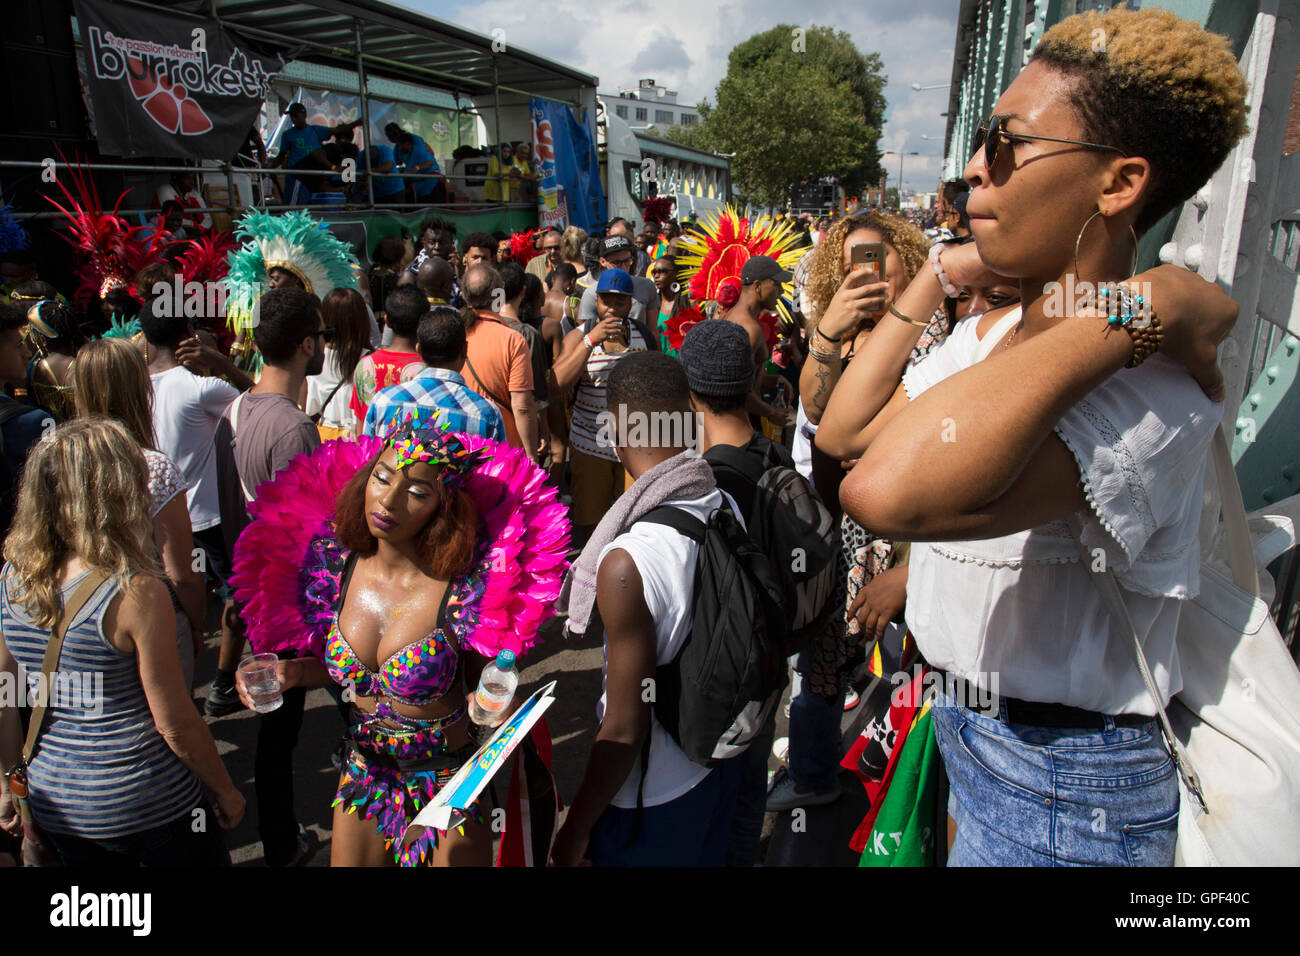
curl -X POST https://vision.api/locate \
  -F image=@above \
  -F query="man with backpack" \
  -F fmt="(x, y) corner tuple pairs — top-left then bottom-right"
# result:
(679, 318), (837, 865)
(551, 352), (786, 866)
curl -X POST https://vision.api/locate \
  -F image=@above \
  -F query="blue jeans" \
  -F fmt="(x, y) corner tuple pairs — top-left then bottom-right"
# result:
(788, 669), (847, 793)
(588, 758), (743, 866)
(931, 694), (1178, 866)
(725, 704), (778, 866)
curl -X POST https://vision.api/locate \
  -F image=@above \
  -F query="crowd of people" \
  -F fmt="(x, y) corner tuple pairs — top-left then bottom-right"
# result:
(0, 7), (1262, 868)
(232, 100), (539, 209)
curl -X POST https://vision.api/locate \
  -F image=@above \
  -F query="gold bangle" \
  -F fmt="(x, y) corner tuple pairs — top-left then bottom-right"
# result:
(888, 303), (931, 329)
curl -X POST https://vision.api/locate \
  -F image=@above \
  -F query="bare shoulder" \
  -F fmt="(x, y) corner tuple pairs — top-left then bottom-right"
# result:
(597, 547), (642, 589)
(118, 573), (170, 618)
(102, 573), (169, 652)
(596, 548), (653, 635)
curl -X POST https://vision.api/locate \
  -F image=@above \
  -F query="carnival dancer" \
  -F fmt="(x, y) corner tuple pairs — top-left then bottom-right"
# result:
(229, 415), (569, 866)
(223, 208), (360, 373)
(672, 205), (803, 426)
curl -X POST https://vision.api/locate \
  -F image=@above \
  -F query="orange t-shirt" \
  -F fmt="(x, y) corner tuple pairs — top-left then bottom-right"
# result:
(463, 311), (533, 447)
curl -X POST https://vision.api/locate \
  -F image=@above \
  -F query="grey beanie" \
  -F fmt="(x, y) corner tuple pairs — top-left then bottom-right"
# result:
(680, 318), (754, 397)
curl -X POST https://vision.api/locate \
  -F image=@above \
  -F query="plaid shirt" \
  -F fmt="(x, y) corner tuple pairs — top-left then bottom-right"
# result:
(362, 367), (506, 441)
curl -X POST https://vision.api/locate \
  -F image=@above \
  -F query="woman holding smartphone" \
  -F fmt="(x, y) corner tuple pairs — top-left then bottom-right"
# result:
(773, 213), (945, 812)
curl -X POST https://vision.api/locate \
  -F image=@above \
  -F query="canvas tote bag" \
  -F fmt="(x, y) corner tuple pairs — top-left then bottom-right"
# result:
(1088, 427), (1300, 866)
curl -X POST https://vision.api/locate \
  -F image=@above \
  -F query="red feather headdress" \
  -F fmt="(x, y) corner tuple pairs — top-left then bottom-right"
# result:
(506, 228), (537, 270)
(640, 195), (674, 226)
(176, 231), (237, 284)
(662, 306), (707, 352)
(674, 205), (805, 323)
(44, 154), (173, 304)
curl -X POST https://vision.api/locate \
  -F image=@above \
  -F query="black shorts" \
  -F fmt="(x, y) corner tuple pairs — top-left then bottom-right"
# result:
(192, 524), (232, 599)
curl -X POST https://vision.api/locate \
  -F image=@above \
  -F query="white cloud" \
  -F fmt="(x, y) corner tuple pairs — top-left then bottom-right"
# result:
(400, 0), (962, 192)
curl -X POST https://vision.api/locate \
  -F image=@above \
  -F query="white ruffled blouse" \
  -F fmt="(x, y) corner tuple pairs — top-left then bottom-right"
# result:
(900, 311), (1222, 715)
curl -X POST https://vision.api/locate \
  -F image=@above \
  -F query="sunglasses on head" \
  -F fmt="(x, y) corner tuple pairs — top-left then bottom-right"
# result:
(972, 114), (1124, 169)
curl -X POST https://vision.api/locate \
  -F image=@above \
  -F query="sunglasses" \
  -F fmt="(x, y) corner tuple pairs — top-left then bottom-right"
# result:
(308, 326), (336, 344)
(972, 114), (1124, 169)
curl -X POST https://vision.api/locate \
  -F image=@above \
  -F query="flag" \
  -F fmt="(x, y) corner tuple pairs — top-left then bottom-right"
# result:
(859, 707), (940, 867)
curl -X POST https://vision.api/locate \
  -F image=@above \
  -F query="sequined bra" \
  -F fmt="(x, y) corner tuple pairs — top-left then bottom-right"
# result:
(323, 554), (460, 707)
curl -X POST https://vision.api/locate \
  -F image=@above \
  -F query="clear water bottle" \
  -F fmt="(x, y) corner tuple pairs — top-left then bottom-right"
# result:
(469, 650), (518, 728)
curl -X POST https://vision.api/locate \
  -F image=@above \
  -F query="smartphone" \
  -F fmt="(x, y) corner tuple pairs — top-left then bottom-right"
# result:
(850, 242), (886, 281)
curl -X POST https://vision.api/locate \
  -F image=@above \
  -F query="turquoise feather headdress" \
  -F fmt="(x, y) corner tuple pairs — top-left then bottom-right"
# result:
(223, 209), (359, 333)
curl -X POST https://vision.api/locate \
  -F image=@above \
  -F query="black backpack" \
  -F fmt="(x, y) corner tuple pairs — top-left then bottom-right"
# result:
(635, 501), (788, 770)
(704, 442), (838, 654)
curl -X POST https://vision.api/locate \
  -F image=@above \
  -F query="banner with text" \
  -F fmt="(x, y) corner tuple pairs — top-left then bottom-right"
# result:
(75, 0), (284, 160)
(531, 98), (603, 233)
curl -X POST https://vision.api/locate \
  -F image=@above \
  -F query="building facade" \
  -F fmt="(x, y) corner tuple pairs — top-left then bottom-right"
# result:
(600, 78), (701, 131)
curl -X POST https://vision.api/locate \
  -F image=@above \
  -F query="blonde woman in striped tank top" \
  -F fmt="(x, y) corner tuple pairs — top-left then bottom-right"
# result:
(0, 419), (244, 865)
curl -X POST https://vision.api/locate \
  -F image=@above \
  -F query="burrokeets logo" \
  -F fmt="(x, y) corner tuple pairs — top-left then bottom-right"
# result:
(86, 25), (274, 137)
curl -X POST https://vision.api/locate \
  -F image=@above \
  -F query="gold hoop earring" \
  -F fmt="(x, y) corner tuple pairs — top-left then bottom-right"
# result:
(1073, 209), (1140, 281)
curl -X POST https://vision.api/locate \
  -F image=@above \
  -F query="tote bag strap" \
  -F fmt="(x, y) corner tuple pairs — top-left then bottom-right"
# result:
(22, 568), (111, 765)
(1085, 560), (1208, 813)
(227, 393), (256, 504)
(1076, 426), (1249, 814)
(1209, 425), (1259, 596)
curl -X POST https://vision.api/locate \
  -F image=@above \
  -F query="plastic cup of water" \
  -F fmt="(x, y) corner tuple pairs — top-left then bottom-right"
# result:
(238, 653), (283, 714)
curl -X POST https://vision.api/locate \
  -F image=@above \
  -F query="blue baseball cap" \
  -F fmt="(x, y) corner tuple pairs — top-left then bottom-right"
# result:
(596, 268), (634, 295)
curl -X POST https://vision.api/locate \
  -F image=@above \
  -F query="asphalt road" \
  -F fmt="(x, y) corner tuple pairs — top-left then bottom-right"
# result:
(197, 609), (870, 867)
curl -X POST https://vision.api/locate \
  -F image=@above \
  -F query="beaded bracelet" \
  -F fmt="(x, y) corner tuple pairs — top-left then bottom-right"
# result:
(1088, 284), (1163, 368)
(928, 243), (961, 298)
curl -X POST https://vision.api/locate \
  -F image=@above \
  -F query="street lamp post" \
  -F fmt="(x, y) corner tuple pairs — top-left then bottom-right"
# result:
(911, 82), (950, 92)
(883, 150), (919, 209)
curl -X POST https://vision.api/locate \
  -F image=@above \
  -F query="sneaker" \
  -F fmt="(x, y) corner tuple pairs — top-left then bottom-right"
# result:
(843, 687), (861, 712)
(286, 827), (312, 867)
(772, 736), (789, 762)
(765, 774), (840, 812)
(204, 682), (243, 718)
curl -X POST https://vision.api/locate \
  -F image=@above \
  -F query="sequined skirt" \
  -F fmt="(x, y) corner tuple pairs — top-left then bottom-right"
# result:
(332, 703), (484, 866)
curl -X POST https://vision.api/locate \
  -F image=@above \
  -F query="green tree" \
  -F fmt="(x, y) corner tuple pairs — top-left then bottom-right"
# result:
(664, 106), (714, 151)
(681, 25), (885, 205)
(883, 187), (899, 209)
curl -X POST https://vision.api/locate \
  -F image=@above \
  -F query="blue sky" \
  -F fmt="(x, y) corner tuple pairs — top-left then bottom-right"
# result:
(395, 0), (963, 194)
